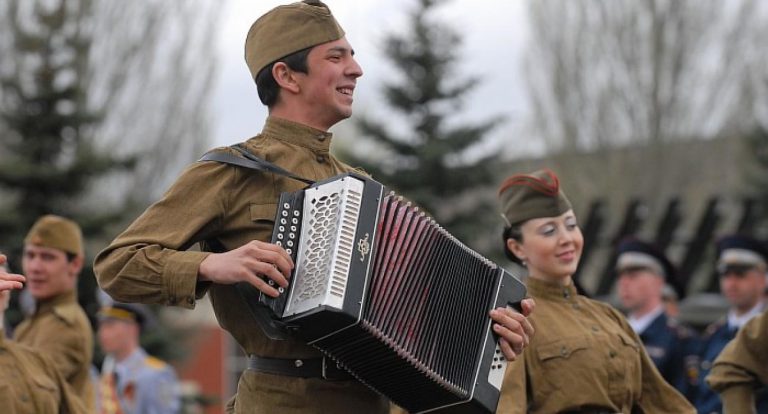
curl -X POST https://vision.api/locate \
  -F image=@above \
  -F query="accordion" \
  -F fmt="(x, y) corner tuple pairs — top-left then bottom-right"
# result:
(237, 173), (526, 413)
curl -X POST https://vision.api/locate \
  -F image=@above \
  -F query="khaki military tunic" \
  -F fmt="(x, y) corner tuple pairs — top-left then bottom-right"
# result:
(0, 331), (87, 414)
(707, 310), (768, 413)
(95, 116), (388, 413)
(13, 290), (94, 409)
(498, 277), (694, 413)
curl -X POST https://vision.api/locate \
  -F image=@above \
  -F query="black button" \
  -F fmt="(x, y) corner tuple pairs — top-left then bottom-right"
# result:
(316, 155), (326, 163)
(187, 297), (195, 305)
(316, 134), (326, 141)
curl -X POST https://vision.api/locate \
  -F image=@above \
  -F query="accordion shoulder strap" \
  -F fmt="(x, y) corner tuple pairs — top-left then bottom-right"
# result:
(199, 144), (315, 186)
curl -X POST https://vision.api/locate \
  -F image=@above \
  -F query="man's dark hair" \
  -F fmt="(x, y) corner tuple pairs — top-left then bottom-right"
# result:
(255, 46), (312, 106)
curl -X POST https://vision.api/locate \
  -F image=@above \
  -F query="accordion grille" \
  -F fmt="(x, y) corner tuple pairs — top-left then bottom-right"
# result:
(286, 178), (364, 316)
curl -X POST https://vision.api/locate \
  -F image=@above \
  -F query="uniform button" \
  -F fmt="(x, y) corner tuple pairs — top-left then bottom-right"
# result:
(591, 326), (599, 332)
(294, 359), (304, 367)
(316, 154), (326, 163)
(187, 297), (195, 305)
(316, 134), (326, 141)
(609, 350), (617, 358)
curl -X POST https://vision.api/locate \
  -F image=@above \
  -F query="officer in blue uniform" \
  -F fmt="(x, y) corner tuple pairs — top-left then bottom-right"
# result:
(615, 237), (700, 401)
(97, 302), (181, 414)
(694, 234), (768, 414)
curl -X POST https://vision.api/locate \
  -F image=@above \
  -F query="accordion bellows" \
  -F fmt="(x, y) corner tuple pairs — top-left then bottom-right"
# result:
(238, 173), (526, 413)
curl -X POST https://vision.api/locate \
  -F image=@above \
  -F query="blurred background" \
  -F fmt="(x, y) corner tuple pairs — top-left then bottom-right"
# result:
(1, 0), (767, 412)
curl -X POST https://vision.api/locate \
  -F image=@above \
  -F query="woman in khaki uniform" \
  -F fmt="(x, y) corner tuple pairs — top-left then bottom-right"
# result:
(1, 255), (87, 414)
(496, 169), (694, 413)
(707, 310), (768, 413)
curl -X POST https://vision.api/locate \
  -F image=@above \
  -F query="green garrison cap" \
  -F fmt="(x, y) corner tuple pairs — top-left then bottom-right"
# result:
(497, 169), (573, 227)
(245, 0), (345, 80)
(24, 215), (83, 256)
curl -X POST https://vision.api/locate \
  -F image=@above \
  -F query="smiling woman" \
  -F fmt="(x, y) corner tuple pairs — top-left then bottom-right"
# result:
(495, 169), (696, 414)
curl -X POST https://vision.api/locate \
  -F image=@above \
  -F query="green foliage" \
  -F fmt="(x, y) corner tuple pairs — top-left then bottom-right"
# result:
(0, 1), (136, 258)
(744, 127), (768, 230)
(342, 0), (504, 254)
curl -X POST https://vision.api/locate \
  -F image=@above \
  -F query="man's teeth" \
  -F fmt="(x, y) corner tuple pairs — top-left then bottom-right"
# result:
(338, 88), (352, 95)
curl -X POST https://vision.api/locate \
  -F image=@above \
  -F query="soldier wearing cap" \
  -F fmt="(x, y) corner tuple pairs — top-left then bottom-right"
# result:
(614, 237), (700, 400)
(496, 169), (694, 413)
(707, 309), (768, 414)
(694, 234), (768, 414)
(94, 2), (533, 413)
(97, 302), (181, 414)
(13, 215), (95, 409)
(1, 256), (87, 414)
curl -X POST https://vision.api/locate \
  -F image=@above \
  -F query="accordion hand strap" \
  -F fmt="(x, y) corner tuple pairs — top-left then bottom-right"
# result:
(199, 144), (316, 186)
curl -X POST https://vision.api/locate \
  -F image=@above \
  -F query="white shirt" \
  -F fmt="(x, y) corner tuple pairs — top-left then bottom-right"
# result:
(628, 305), (665, 334)
(727, 301), (765, 330)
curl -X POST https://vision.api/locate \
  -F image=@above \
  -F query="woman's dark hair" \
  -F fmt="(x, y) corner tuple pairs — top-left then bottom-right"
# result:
(255, 46), (313, 106)
(502, 224), (524, 265)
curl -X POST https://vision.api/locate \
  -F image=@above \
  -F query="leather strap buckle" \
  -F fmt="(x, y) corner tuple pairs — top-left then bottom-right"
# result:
(321, 357), (349, 380)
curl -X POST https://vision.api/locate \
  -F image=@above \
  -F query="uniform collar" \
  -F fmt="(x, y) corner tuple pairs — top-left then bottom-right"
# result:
(115, 347), (147, 370)
(727, 300), (765, 329)
(628, 305), (665, 334)
(262, 116), (333, 153)
(527, 276), (579, 301)
(34, 290), (77, 315)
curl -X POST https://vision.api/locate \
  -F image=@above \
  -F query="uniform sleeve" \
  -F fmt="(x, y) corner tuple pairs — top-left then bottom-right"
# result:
(94, 160), (236, 309)
(56, 369), (89, 414)
(707, 311), (768, 414)
(610, 309), (696, 413)
(496, 349), (528, 414)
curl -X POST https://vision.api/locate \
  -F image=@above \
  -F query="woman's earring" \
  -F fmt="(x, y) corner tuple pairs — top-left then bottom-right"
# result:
(521, 260), (527, 267)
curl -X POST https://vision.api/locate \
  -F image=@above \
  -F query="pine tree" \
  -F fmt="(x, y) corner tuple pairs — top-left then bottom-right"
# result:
(744, 127), (768, 234)
(0, 0), (219, 361)
(342, 0), (504, 254)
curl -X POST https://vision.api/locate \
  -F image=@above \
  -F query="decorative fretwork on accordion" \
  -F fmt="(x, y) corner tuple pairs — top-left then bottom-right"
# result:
(237, 173), (527, 413)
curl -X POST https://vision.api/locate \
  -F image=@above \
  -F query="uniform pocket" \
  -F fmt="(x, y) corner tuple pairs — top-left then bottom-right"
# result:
(533, 336), (592, 397)
(33, 375), (60, 413)
(250, 203), (277, 223)
(618, 333), (640, 352)
(248, 203), (278, 243)
(537, 336), (588, 361)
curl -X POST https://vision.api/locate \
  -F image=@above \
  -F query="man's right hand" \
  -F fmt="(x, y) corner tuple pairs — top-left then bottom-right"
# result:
(197, 240), (294, 297)
(0, 254), (26, 292)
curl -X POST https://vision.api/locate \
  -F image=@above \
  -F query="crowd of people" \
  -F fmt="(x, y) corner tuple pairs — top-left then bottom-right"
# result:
(2, 1), (767, 413)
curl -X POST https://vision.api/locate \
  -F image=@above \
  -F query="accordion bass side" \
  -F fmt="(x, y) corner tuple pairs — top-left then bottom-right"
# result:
(236, 172), (527, 413)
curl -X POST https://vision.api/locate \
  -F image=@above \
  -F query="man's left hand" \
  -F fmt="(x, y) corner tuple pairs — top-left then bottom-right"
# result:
(489, 297), (535, 361)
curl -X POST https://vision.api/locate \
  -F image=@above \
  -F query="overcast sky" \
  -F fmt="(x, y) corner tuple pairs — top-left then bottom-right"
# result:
(211, 0), (532, 154)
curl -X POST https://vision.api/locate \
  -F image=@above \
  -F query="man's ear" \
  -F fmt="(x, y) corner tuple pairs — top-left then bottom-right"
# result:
(272, 62), (300, 94)
(69, 254), (84, 277)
